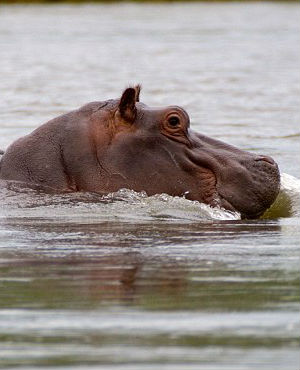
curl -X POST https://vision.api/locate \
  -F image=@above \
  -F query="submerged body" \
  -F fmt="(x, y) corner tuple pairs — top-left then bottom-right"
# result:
(0, 86), (280, 219)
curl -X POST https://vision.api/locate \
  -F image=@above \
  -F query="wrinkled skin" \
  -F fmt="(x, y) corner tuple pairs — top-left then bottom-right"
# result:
(0, 86), (280, 219)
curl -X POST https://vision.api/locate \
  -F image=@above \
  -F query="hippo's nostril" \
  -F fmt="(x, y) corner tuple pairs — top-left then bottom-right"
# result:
(255, 156), (276, 166)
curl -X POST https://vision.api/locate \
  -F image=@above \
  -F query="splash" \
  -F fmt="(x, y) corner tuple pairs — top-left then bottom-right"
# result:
(262, 173), (300, 218)
(101, 189), (240, 222)
(0, 183), (239, 222)
(1, 173), (299, 222)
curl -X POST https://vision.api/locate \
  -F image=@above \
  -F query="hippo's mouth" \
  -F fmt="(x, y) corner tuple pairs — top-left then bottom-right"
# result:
(185, 153), (246, 216)
(209, 187), (240, 216)
(209, 187), (258, 219)
(194, 169), (263, 219)
(213, 181), (272, 219)
(218, 194), (239, 214)
(212, 183), (264, 219)
(192, 168), (240, 215)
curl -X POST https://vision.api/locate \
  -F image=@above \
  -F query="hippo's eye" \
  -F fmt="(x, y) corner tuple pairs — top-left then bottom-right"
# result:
(168, 116), (180, 128)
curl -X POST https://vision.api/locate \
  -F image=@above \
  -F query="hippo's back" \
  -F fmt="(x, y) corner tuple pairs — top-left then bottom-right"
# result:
(0, 101), (109, 190)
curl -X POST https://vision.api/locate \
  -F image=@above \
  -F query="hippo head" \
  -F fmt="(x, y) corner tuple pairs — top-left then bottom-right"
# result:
(0, 85), (280, 219)
(95, 86), (280, 219)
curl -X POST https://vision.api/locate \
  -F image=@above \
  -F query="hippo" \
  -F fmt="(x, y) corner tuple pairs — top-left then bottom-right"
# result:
(0, 86), (280, 219)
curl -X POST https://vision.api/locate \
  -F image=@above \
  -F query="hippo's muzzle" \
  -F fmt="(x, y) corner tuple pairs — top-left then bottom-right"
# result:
(187, 132), (280, 218)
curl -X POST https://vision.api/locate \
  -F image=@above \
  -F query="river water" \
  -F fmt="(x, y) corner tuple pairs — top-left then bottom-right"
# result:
(0, 3), (299, 369)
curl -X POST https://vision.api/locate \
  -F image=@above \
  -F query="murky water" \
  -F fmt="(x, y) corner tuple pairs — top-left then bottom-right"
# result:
(0, 3), (299, 369)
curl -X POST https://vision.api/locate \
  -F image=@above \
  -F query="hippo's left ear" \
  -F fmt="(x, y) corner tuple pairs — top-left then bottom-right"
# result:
(118, 85), (141, 123)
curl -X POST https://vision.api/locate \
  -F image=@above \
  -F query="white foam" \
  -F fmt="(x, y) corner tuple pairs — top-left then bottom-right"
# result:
(2, 173), (299, 221)
(0, 185), (240, 223)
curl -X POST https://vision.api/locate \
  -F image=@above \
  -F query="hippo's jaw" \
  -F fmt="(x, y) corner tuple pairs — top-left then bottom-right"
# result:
(184, 170), (248, 217)
(215, 156), (281, 219)
(193, 164), (280, 219)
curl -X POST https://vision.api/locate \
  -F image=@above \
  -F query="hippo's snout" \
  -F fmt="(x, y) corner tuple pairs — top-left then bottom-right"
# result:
(217, 153), (281, 219)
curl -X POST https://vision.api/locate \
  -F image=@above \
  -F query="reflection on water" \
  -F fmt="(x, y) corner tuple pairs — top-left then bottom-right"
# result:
(1, 220), (299, 312)
(0, 196), (299, 368)
(0, 2), (300, 370)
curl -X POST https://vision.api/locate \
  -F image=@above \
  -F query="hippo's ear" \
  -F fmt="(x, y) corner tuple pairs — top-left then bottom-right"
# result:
(135, 84), (141, 102)
(118, 85), (141, 123)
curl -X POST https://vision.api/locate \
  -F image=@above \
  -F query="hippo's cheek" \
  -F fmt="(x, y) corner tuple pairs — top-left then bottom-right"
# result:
(196, 169), (219, 206)
(184, 167), (221, 207)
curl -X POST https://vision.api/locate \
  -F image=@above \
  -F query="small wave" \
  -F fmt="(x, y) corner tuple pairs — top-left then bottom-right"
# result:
(263, 173), (300, 219)
(1, 173), (298, 222)
(103, 189), (240, 222)
(0, 185), (239, 222)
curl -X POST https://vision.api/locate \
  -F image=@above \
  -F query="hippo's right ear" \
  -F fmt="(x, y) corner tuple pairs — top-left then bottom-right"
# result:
(118, 87), (139, 123)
